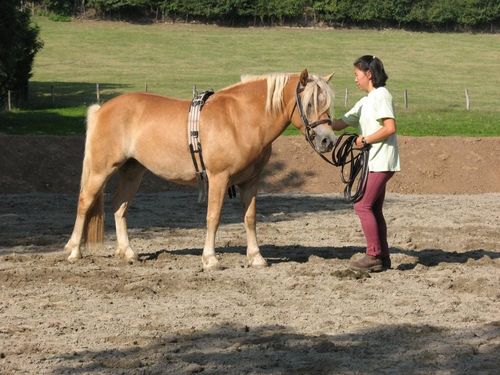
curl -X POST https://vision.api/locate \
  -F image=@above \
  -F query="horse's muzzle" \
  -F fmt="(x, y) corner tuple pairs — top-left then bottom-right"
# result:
(316, 135), (335, 153)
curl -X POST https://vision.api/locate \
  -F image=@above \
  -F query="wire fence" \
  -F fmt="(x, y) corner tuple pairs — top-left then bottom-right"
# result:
(18, 82), (133, 109)
(4, 82), (478, 112)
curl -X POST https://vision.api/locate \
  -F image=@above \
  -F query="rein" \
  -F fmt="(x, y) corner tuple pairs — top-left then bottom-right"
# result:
(295, 81), (370, 202)
(331, 133), (371, 203)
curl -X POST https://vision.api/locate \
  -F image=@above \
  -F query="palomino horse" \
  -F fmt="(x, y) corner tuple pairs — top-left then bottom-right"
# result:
(64, 69), (335, 269)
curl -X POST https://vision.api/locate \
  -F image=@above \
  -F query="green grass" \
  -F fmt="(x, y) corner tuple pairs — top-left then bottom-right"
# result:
(396, 110), (500, 136)
(0, 107), (86, 135)
(1, 17), (499, 135)
(284, 110), (500, 137)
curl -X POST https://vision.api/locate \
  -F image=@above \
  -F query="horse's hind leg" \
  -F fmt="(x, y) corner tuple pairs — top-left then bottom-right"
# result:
(238, 177), (268, 268)
(65, 171), (108, 262)
(113, 159), (145, 263)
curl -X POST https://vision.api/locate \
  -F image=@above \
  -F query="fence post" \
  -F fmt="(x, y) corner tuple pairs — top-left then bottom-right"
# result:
(145, 83), (148, 92)
(465, 88), (470, 110)
(51, 85), (54, 107)
(7, 90), (12, 111)
(344, 88), (348, 108)
(96, 83), (100, 103)
(404, 89), (408, 109)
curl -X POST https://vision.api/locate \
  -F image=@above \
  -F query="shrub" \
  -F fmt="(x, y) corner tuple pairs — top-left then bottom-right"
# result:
(0, 0), (43, 108)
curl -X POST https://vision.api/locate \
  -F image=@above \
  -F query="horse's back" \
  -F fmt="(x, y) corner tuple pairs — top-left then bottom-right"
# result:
(95, 93), (198, 183)
(99, 92), (189, 124)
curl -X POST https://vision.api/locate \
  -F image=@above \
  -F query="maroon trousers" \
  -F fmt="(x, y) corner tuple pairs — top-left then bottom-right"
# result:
(353, 171), (395, 257)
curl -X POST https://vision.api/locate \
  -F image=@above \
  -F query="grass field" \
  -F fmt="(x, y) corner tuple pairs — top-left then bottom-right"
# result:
(1, 16), (499, 136)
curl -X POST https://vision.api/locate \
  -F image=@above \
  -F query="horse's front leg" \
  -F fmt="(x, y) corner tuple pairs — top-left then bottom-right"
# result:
(202, 173), (229, 270)
(113, 160), (145, 263)
(238, 178), (268, 268)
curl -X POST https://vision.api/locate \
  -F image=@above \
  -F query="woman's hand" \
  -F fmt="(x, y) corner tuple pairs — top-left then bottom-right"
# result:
(331, 119), (348, 131)
(357, 118), (397, 146)
(355, 136), (365, 148)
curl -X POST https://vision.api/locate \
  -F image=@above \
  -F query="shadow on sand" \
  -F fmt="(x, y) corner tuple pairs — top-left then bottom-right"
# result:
(52, 321), (500, 374)
(141, 244), (499, 270)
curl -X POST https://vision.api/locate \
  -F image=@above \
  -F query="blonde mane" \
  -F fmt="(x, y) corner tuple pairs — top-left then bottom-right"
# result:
(301, 75), (334, 118)
(240, 73), (289, 113)
(239, 73), (333, 115)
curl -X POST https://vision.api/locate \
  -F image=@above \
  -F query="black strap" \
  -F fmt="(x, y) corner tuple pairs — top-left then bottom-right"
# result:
(193, 90), (214, 108)
(227, 185), (237, 199)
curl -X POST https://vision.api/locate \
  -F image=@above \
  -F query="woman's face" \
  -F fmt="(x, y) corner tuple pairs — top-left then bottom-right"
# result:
(354, 67), (373, 92)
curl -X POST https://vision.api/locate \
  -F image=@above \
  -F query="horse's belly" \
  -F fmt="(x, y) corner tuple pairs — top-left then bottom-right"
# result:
(133, 146), (196, 185)
(129, 121), (199, 185)
(153, 168), (197, 186)
(143, 160), (197, 185)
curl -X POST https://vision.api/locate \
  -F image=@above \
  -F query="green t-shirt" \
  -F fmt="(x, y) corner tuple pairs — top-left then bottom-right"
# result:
(341, 87), (401, 172)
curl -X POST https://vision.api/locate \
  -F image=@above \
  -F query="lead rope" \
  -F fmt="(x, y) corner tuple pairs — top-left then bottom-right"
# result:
(331, 133), (371, 203)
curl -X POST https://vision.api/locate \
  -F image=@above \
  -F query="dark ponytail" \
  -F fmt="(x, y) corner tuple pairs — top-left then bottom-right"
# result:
(353, 55), (388, 88)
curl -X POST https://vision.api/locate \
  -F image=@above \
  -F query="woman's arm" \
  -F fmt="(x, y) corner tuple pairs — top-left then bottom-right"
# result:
(331, 118), (349, 131)
(355, 118), (396, 147)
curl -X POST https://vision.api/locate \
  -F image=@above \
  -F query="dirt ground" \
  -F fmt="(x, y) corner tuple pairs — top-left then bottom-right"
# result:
(1, 135), (499, 374)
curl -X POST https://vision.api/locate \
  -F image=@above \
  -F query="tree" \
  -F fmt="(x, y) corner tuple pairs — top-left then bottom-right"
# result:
(459, 0), (500, 28)
(41, 0), (77, 16)
(0, 0), (43, 108)
(428, 0), (460, 29)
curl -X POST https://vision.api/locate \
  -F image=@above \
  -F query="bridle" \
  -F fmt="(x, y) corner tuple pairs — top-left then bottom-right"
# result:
(295, 79), (335, 165)
(295, 79), (370, 203)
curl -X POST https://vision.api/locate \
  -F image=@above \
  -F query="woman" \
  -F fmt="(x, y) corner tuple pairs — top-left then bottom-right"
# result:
(331, 55), (400, 272)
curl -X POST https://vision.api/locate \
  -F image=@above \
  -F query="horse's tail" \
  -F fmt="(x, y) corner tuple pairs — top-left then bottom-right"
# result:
(82, 104), (104, 249)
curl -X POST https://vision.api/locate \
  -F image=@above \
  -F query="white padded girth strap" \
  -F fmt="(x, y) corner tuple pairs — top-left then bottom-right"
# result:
(188, 97), (202, 151)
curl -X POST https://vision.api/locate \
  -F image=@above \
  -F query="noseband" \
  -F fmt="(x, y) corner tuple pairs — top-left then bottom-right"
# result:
(295, 80), (370, 202)
(295, 80), (333, 130)
(295, 80), (335, 165)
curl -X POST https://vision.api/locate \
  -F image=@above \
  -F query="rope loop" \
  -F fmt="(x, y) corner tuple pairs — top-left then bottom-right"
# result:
(331, 133), (371, 203)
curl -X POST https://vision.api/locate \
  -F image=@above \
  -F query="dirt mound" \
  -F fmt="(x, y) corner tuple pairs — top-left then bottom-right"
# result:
(0, 134), (499, 194)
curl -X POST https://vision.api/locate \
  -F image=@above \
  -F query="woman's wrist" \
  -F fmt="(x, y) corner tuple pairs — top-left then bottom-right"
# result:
(357, 136), (368, 146)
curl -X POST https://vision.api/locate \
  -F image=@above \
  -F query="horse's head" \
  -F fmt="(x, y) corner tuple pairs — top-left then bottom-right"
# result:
(292, 69), (336, 153)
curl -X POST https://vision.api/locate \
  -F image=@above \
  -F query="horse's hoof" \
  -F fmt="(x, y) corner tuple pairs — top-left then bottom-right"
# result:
(202, 256), (221, 271)
(67, 252), (82, 263)
(125, 254), (138, 264)
(203, 264), (222, 271)
(116, 246), (138, 263)
(248, 254), (268, 268)
(125, 251), (138, 264)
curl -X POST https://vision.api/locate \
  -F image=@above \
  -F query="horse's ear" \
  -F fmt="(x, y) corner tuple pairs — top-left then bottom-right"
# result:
(324, 72), (335, 82)
(299, 69), (309, 86)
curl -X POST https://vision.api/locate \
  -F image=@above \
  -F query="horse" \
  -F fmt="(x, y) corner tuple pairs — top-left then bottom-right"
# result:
(64, 69), (335, 270)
